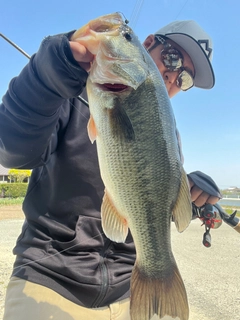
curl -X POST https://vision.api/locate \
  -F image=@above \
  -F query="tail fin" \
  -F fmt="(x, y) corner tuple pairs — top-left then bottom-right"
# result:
(130, 264), (189, 320)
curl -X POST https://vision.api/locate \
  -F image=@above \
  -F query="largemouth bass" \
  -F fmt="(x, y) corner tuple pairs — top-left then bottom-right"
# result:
(72, 13), (192, 320)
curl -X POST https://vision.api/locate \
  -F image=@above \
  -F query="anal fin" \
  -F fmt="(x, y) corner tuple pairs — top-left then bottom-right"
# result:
(101, 190), (128, 243)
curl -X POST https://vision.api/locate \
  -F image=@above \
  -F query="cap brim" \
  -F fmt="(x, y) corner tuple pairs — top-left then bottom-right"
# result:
(164, 33), (215, 89)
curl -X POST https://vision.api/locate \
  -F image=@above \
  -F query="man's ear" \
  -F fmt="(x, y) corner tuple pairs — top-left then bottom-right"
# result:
(143, 34), (155, 50)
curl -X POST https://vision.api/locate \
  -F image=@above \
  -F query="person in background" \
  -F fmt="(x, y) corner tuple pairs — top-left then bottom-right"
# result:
(1, 16), (221, 320)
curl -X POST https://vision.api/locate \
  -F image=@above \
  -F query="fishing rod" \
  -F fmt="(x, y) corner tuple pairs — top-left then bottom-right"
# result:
(0, 33), (31, 59)
(0, 32), (89, 107)
(0, 4), (140, 108)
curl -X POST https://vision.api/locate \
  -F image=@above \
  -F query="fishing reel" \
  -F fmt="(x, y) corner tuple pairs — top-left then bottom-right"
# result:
(192, 203), (239, 247)
(192, 203), (222, 247)
(188, 171), (240, 248)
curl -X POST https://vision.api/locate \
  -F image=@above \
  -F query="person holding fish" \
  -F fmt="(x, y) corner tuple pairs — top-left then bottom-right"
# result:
(1, 13), (221, 320)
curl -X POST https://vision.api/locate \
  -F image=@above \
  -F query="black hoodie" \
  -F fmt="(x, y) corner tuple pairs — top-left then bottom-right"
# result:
(0, 32), (136, 307)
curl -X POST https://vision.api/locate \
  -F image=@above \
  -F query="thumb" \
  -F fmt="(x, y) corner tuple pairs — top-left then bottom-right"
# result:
(69, 41), (94, 71)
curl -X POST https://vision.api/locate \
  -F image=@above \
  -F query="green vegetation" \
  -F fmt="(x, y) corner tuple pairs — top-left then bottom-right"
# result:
(0, 183), (28, 198)
(221, 206), (240, 217)
(0, 197), (239, 217)
(8, 169), (31, 183)
(0, 197), (24, 206)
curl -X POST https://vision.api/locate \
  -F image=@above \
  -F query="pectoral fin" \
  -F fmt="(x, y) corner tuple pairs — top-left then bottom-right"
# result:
(101, 190), (129, 243)
(173, 167), (192, 232)
(87, 114), (97, 143)
(109, 104), (135, 141)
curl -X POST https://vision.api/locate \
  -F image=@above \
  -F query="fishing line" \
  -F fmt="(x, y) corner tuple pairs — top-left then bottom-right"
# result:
(70, 98), (89, 120)
(173, 0), (190, 20)
(129, 0), (145, 29)
(12, 231), (105, 271)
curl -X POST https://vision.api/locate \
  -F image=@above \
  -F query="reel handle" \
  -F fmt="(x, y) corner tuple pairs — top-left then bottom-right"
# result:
(203, 230), (211, 248)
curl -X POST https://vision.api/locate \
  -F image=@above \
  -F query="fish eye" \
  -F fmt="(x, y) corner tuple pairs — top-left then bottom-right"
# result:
(121, 29), (132, 41)
(119, 25), (132, 41)
(124, 32), (132, 41)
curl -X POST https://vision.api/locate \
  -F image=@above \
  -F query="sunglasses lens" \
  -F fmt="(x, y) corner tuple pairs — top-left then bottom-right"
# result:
(161, 49), (183, 71)
(159, 41), (194, 91)
(177, 70), (194, 91)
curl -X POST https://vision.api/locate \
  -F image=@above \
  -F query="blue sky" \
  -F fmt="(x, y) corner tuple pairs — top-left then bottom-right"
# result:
(1, 0), (239, 189)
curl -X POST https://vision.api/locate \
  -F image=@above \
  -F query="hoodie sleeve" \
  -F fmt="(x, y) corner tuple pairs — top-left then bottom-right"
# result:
(0, 32), (88, 169)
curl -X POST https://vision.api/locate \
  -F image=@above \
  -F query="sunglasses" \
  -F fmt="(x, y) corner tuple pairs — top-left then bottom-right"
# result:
(154, 35), (194, 91)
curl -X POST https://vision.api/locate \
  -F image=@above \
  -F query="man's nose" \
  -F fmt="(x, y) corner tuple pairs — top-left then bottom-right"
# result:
(163, 70), (179, 86)
(163, 71), (181, 98)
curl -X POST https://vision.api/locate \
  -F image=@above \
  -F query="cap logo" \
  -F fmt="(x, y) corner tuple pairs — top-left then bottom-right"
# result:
(198, 39), (212, 59)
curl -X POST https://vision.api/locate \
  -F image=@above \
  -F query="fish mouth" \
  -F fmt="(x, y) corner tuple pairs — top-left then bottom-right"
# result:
(100, 83), (130, 92)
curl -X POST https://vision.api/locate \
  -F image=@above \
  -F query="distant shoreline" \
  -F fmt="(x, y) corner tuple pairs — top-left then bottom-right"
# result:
(219, 198), (240, 209)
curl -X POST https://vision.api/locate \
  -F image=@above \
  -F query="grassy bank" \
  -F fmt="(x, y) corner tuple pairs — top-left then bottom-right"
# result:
(220, 206), (240, 217)
(0, 197), (24, 206)
(1, 197), (239, 216)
